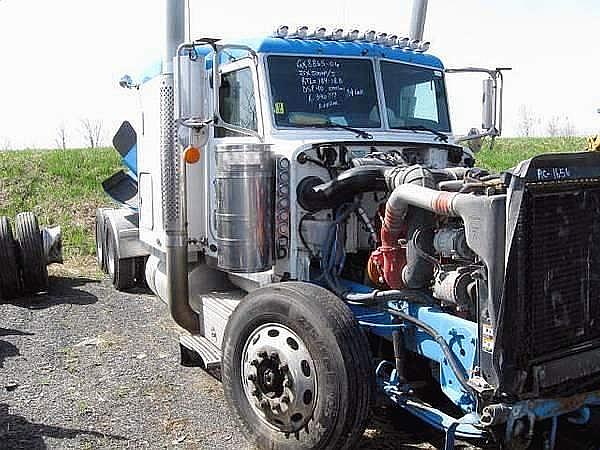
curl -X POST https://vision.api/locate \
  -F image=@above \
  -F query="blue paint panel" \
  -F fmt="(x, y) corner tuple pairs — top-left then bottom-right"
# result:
(403, 303), (477, 411)
(138, 60), (162, 85)
(136, 37), (444, 85)
(123, 143), (137, 176)
(342, 279), (477, 412)
(248, 37), (444, 69)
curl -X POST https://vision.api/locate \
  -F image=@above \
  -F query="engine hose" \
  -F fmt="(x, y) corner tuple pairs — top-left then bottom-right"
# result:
(383, 165), (436, 289)
(357, 206), (378, 246)
(298, 166), (389, 211)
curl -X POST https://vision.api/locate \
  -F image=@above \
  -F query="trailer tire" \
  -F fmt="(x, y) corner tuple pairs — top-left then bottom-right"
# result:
(15, 212), (48, 295)
(0, 216), (21, 300)
(222, 282), (373, 450)
(95, 209), (107, 273)
(106, 226), (135, 291)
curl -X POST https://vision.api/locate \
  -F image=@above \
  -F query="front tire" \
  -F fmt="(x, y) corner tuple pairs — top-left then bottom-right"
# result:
(222, 282), (373, 450)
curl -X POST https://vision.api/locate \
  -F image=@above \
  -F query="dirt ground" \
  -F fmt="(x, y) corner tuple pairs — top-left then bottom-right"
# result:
(1, 268), (482, 449)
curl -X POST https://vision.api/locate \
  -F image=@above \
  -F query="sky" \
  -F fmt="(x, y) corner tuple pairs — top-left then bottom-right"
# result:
(0, 0), (599, 149)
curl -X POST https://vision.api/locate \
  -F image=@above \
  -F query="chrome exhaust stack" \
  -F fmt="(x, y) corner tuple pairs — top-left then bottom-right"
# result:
(160, 0), (200, 333)
(409, 0), (428, 42)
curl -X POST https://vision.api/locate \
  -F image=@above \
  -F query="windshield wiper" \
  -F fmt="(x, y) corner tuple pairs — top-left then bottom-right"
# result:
(296, 121), (373, 140)
(394, 125), (448, 142)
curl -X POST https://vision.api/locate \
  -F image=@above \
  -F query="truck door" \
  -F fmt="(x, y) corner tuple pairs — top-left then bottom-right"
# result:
(215, 60), (263, 139)
(206, 59), (265, 252)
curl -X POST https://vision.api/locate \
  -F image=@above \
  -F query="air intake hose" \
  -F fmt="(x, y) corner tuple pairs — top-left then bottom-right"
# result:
(382, 166), (436, 289)
(298, 166), (389, 211)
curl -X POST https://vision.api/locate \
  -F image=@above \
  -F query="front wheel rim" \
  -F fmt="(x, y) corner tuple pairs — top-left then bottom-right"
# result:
(241, 323), (317, 433)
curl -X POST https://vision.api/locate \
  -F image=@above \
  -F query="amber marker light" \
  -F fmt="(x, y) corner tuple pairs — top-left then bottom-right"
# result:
(183, 146), (201, 164)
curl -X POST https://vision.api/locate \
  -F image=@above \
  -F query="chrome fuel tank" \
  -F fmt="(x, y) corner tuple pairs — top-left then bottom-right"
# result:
(215, 143), (273, 273)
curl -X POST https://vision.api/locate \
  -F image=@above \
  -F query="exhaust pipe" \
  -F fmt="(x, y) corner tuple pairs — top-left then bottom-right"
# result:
(161, 0), (200, 334)
(409, 0), (428, 41)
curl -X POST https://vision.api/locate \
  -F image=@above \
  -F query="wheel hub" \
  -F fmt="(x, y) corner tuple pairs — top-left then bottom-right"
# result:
(242, 323), (317, 433)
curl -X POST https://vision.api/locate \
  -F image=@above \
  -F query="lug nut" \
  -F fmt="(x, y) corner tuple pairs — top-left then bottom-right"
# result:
(247, 373), (257, 382)
(250, 359), (259, 367)
(279, 363), (289, 373)
(270, 351), (279, 361)
(260, 399), (269, 409)
(258, 351), (268, 358)
(284, 379), (292, 388)
(281, 395), (290, 404)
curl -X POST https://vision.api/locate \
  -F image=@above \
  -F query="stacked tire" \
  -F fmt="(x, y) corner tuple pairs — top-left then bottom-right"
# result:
(0, 212), (49, 302)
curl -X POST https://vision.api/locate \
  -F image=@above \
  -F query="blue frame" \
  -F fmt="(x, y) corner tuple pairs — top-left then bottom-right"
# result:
(342, 279), (477, 413)
(338, 278), (600, 448)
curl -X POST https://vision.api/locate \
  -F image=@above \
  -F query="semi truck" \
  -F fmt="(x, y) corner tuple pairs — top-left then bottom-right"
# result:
(95, 0), (600, 448)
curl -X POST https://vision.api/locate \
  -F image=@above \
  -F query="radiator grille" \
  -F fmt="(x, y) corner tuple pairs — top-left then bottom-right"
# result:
(522, 182), (600, 359)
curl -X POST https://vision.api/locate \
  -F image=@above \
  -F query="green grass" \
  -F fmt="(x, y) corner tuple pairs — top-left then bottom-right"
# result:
(0, 137), (590, 262)
(0, 148), (122, 259)
(476, 136), (587, 173)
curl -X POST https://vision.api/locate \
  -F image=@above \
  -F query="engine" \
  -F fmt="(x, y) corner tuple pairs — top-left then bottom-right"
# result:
(296, 142), (490, 322)
(296, 144), (600, 402)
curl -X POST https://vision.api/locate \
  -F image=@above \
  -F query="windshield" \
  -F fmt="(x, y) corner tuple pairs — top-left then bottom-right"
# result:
(381, 61), (450, 132)
(267, 56), (380, 128)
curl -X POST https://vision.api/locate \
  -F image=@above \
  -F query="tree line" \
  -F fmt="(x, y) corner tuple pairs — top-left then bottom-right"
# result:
(55, 119), (104, 150)
(517, 105), (577, 138)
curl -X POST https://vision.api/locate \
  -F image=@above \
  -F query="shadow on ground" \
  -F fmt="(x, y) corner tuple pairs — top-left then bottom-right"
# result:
(0, 328), (33, 369)
(1, 276), (99, 310)
(358, 406), (486, 450)
(0, 404), (126, 450)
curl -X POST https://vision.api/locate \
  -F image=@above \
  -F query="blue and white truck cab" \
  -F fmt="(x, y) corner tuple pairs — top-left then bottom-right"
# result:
(96, 1), (600, 448)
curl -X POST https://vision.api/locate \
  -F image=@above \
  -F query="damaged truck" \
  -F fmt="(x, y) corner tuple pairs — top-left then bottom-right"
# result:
(96, 0), (600, 448)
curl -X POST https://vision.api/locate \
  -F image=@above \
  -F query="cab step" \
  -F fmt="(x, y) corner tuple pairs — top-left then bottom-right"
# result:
(179, 334), (221, 370)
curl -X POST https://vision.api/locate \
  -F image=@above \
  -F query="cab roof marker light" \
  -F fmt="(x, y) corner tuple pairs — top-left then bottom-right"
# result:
(415, 40), (430, 52)
(310, 26), (327, 40)
(396, 37), (411, 49)
(361, 30), (376, 42)
(376, 32), (388, 44)
(385, 34), (398, 47)
(344, 29), (360, 41)
(290, 26), (309, 39)
(328, 28), (344, 40)
(274, 25), (289, 38)
(409, 39), (421, 50)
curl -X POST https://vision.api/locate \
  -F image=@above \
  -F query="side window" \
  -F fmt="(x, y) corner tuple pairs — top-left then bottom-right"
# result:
(217, 67), (257, 137)
(411, 81), (439, 122)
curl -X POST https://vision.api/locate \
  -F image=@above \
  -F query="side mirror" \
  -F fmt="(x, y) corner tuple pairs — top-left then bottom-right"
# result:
(174, 53), (210, 123)
(119, 74), (135, 89)
(482, 78), (495, 130)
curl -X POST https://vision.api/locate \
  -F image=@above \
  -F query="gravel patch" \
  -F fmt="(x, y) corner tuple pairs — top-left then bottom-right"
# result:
(0, 272), (481, 449)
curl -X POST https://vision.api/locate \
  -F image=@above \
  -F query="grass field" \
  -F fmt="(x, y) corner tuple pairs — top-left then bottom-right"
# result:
(0, 148), (122, 261)
(477, 136), (587, 172)
(0, 136), (590, 264)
